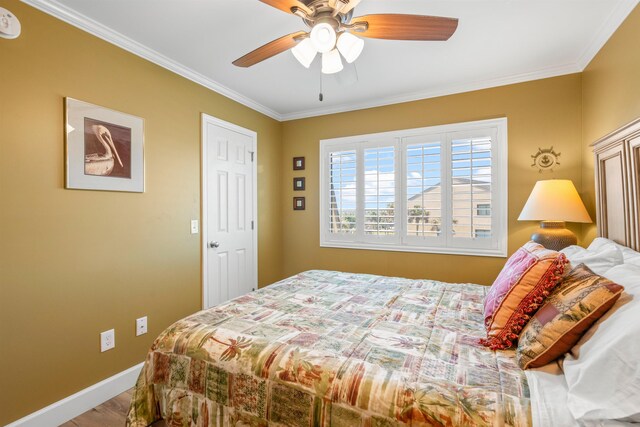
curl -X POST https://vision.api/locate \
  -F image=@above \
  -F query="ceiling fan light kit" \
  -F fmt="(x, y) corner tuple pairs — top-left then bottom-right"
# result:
(322, 48), (343, 74)
(292, 21), (363, 72)
(234, 0), (458, 78)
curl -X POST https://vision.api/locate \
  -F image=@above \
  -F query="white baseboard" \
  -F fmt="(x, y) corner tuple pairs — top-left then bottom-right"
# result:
(6, 362), (144, 427)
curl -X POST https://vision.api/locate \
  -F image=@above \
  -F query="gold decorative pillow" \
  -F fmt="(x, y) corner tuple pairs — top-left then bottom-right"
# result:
(516, 263), (624, 369)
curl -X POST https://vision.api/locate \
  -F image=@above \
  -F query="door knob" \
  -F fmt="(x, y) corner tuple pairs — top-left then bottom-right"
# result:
(209, 241), (220, 248)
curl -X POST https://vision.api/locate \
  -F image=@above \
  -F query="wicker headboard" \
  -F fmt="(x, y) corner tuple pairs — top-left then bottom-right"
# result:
(592, 118), (640, 251)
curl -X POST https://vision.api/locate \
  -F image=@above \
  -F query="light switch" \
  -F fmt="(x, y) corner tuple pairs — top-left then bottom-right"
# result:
(190, 219), (199, 234)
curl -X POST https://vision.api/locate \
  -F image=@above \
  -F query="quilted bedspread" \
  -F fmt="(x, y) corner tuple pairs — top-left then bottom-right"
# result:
(127, 270), (531, 427)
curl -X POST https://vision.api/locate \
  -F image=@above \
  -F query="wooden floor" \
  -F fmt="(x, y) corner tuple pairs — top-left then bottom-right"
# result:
(61, 389), (167, 427)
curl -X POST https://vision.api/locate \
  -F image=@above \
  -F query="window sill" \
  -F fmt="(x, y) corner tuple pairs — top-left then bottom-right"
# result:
(319, 241), (507, 258)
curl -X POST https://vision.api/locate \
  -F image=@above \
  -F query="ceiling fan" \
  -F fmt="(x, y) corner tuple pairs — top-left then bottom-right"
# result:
(232, 0), (459, 75)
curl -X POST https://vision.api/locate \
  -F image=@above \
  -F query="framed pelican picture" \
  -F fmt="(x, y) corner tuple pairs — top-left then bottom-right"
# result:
(65, 98), (144, 192)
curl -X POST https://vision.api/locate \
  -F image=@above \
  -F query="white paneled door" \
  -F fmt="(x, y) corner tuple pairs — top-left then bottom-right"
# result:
(202, 114), (257, 309)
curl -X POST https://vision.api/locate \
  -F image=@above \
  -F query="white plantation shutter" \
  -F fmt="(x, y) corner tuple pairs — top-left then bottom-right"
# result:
(450, 133), (494, 241)
(320, 118), (507, 257)
(328, 150), (357, 236)
(404, 136), (443, 240)
(364, 146), (396, 237)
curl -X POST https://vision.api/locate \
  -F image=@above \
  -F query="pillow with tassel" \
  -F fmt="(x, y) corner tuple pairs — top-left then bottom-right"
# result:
(481, 241), (568, 349)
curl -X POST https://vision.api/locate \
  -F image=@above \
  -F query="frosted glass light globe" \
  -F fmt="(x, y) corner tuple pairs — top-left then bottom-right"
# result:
(310, 22), (337, 53)
(321, 48), (343, 74)
(337, 32), (364, 63)
(291, 38), (317, 68)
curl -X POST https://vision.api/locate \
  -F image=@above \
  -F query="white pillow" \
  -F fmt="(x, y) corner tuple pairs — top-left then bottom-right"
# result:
(588, 237), (640, 266)
(587, 237), (614, 252)
(563, 263), (640, 422)
(561, 243), (624, 276)
(560, 245), (586, 259)
(604, 264), (640, 293)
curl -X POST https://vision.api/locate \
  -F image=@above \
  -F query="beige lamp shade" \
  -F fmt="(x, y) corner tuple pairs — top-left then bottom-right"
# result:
(518, 179), (592, 223)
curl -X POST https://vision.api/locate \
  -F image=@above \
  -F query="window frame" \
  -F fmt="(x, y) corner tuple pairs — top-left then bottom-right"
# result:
(319, 118), (508, 258)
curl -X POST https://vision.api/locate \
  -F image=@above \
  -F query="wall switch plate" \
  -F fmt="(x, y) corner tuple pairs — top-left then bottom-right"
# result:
(136, 316), (148, 336)
(190, 219), (199, 234)
(100, 329), (115, 352)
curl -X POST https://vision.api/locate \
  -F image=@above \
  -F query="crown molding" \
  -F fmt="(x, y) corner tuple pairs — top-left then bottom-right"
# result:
(282, 0), (639, 121)
(21, 0), (283, 121)
(22, 0), (638, 122)
(575, 0), (639, 70)
(280, 62), (581, 121)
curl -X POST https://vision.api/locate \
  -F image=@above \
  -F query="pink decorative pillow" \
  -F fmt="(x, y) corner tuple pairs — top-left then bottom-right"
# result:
(481, 241), (568, 350)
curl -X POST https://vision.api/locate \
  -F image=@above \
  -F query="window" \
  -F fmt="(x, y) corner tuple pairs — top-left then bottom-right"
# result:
(320, 118), (507, 257)
(477, 203), (491, 216)
(475, 229), (491, 238)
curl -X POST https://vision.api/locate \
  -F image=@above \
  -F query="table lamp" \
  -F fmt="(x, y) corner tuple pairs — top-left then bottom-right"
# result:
(518, 179), (592, 250)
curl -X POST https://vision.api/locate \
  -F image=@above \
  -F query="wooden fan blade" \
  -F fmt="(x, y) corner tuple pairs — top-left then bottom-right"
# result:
(233, 31), (307, 67)
(351, 14), (458, 41)
(259, 0), (312, 15)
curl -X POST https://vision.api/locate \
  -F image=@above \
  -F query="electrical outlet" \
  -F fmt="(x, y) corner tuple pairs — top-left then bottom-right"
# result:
(100, 329), (115, 352)
(136, 316), (148, 336)
(190, 219), (199, 234)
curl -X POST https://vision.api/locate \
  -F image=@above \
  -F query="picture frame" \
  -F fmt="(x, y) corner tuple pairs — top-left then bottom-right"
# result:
(293, 177), (305, 191)
(293, 156), (305, 170)
(293, 197), (305, 210)
(65, 97), (144, 192)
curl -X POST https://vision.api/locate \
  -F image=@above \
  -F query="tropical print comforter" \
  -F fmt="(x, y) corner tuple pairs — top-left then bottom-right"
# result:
(127, 270), (531, 427)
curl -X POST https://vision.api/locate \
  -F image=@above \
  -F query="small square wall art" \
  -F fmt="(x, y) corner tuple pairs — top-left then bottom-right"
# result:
(293, 177), (305, 191)
(293, 157), (305, 170)
(293, 197), (305, 210)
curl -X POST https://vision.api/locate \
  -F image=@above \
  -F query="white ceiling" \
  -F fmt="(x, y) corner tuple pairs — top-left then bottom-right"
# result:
(24, 0), (639, 120)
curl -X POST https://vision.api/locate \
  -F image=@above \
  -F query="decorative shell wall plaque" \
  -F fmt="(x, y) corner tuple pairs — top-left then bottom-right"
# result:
(531, 147), (561, 173)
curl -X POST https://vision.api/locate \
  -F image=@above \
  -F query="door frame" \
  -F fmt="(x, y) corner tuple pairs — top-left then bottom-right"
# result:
(201, 113), (258, 310)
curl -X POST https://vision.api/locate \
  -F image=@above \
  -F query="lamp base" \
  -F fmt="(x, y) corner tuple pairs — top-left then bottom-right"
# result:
(531, 221), (577, 251)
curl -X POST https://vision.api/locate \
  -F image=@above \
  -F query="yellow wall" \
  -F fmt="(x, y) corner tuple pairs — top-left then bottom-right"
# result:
(3, 0), (639, 423)
(581, 5), (640, 243)
(281, 74), (584, 285)
(0, 0), (283, 423)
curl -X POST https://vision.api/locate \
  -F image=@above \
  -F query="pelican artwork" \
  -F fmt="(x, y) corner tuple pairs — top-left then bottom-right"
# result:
(84, 124), (123, 176)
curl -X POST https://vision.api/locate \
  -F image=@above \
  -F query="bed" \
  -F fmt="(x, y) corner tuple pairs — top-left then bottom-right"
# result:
(128, 117), (640, 427)
(127, 270), (531, 426)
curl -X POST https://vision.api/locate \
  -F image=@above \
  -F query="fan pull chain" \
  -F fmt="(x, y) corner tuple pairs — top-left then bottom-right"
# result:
(319, 69), (324, 102)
